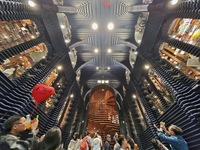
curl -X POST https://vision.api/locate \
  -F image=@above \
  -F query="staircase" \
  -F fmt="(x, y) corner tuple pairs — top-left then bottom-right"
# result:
(87, 100), (120, 143)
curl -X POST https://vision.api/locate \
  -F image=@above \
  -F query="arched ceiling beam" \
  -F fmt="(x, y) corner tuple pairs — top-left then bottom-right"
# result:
(69, 36), (94, 49)
(114, 2), (148, 17)
(75, 58), (95, 73)
(112, 58), (131, 75)
(57, 2), (92, 18)
(112, 36), (138, 50)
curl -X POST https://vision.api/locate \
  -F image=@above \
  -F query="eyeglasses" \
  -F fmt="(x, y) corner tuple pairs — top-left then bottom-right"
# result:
(14, 122), (23, 125)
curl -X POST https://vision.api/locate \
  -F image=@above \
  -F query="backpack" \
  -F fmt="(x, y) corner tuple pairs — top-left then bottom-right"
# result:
(80, 137), (88, 150)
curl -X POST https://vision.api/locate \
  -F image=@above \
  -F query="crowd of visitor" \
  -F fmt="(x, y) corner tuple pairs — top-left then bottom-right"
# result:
(0, 115), (188, 150)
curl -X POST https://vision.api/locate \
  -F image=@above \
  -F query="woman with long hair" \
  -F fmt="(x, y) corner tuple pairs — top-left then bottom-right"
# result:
(31, 126), (62, 150)
(68, 132), (81, 150)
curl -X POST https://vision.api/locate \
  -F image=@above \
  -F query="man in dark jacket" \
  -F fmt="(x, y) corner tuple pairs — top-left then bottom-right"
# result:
(104, 134), (112, 150)
(0, 115), (38, 150)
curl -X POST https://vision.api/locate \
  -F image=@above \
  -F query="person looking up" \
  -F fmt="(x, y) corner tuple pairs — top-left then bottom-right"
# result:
(113, 132), (119, 144)
(151, 138), (169, 150)
(0, 115), (38, 150)
(96, 130), (102, 140)
(68, 132), (81, 150)
(31, 126), (62, 150)
(118, 135), (130, 150)
(91, 133), (102, 150)
(113, 132), (120, 150)
(126, 135), (138, 150)
(104, 134), (112, 150)
(154, 122), (188, 150)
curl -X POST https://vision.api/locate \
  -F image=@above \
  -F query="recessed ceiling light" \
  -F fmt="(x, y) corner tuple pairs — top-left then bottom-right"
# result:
(133, 94), (136, 98)
(107, 49), (112, 53)
(107, 67), (110, 70)
(65, 39), (70, 43)
(28, 0), (36, 7)
(70, 94), (74, 98)
(105, 80), (109, 83)
(96, 67), (99, 70)
(57, 66), (62, 70)
(60, 25), (65, 29)
(92, 23), (98, 30)
(107, 22), (114, 30)
(145, 65), (150, 70)
(94, 48), (99, 53)
(171, 0), (178, 5)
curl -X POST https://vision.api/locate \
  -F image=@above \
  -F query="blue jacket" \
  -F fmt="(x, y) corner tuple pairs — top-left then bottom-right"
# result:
(157, 131), (188, 150)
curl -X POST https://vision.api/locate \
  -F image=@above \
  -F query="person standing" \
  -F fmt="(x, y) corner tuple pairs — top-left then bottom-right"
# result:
(68, 132), (81, 150)
(96, 130), (102, 140)
(104, 134), (112, 150)
(126, 135), (138, 150)
(113, 132), (119, 144)
(118, 135), (130, 150)
(113, 132), (120, 150)
(91, 133), (102, 150)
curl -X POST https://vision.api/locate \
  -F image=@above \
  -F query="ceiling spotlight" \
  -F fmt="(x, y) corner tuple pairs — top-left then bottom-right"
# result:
(107, 48), (112, 53)
(134, 51), (138, 55)
(65, 39), (70, 43)
(105, 80), (109, 83)
(171, 0), (178, 5)
(57, 66), (62, 70)
(96, 67), (99, 70)
(133, 94), (136, 99)
(94, 48), (99, 53)
(92, 23), (98, 30)
(145, 65), (150, 70)
(28, 0), (36, 7)
(70, 94), (74, 98)
(107, 67), (110, 70)
(60, 25), (65, 29)
(107, 22), (114, 30)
